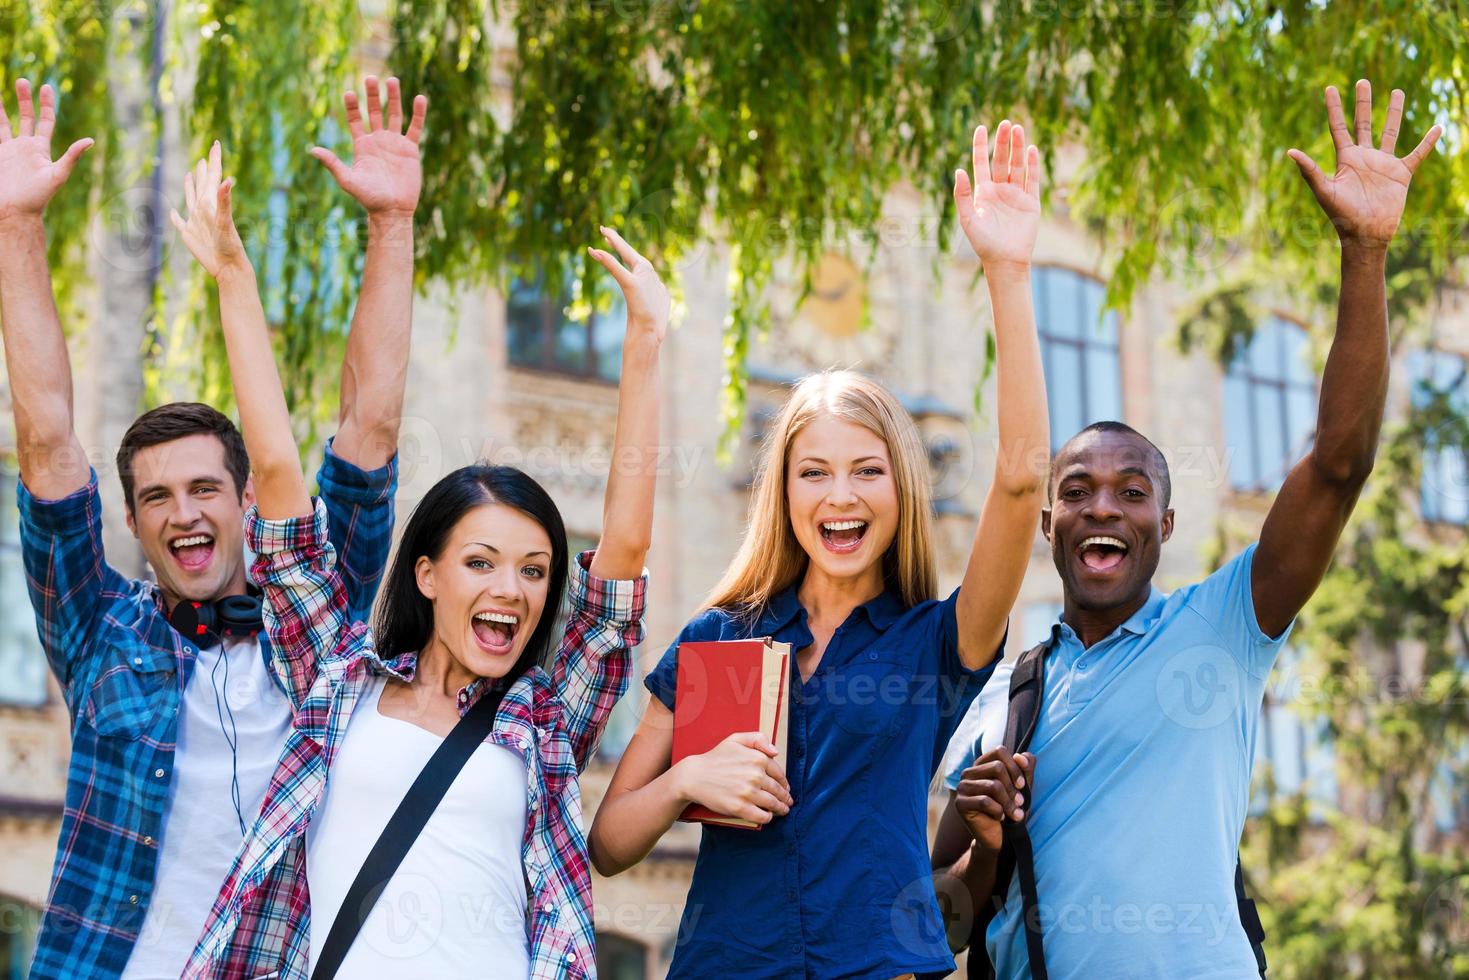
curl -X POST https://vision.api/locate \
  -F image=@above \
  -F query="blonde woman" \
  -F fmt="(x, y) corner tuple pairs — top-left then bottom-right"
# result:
(589, 121), (1050, 978)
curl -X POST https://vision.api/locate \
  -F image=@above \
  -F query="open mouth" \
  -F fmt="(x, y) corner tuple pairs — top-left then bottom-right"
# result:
(1076, 535), (1129, 575)
(168, 534), (216, 572)
(471, 609), (520, 656)
(819, 519), (869, 555)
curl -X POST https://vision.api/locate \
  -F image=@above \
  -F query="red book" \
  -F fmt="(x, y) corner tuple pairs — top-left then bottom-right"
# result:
(671, 637), (791, 830)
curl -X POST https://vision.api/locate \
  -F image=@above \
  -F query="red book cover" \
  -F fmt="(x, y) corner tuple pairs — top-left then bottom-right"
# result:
(672, 638), (790, 830)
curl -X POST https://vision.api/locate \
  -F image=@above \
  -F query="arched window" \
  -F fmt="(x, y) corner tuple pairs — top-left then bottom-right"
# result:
(1033, 267), (1122, 450)
(1222, 316), (1316, 491)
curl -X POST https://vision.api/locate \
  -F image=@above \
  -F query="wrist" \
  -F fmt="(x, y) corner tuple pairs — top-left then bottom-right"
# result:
(0, 211), (46, 240)
(1339, 237), (1390, 263)
(981, 258), (1033, 285)
(667, 756), (697, 807)
(214, 260), (257, 289)
(622, 330), (664, 363)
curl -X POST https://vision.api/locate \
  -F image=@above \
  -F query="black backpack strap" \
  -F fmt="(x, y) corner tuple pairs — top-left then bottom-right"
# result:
(966, 639), (1051, 980)
(1236, 857), (1268, 977)
(310, 683), (507, 980)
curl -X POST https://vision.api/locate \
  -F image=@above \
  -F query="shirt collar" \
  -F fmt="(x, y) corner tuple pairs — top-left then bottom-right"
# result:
(1051, 586), (1166, 645)
(758, 583), (907, 634)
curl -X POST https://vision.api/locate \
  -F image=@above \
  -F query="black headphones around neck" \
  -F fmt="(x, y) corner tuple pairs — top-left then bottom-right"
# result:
(167, 593), (265, 645)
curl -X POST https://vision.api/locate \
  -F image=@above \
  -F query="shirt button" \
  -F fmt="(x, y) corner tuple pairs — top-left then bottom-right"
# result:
(790, 942), (802, 953)
(129, 895), (139, 904)
(153, 768), (165, 778)
(133, 657), (143, 667)
(143, 836), (155, 847)
(868, 651), (878, 661)
(566, 951), (576, 963)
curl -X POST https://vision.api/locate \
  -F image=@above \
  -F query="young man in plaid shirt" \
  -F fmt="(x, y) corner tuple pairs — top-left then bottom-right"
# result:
(0, 75), (427, 978)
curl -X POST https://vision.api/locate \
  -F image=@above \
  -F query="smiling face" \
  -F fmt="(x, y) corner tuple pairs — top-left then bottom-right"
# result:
(414, 502), (554, 683)
(124, 433), (252, 608)
(785, 414), (900, 589)
(1044, 428), (1175, 613)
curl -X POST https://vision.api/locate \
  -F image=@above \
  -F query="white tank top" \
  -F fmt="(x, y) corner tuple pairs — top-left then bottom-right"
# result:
(306, 675), (530, 979)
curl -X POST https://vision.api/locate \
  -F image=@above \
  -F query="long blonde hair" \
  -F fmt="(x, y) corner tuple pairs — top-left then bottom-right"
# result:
(702, 370), (937, 616)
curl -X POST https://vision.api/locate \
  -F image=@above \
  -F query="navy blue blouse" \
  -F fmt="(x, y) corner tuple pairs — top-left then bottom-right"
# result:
(645, 585), (998, 979)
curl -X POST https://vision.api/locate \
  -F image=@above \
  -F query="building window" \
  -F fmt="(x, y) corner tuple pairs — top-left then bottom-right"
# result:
(1033, 266), (1122, 450)
(0, 470), (48, 707)
(1254, 646), (1336, 813)
(0, 894), (41, 980)
(1223, 316), (1317, 491)
(1408, 349), (1469, 525)
(507, 271), (626, 382)
(595, 932), (650, 980)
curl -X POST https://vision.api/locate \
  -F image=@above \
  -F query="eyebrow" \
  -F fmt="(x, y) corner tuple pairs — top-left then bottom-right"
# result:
(469, 542), (552, 559)
(136, 476), (226, 498)
(795, 455), (886, 466)
(1058, 466), (1153, 483)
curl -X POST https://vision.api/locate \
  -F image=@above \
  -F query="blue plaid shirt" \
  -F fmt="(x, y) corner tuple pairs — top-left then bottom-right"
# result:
(17, 442), (397, 980)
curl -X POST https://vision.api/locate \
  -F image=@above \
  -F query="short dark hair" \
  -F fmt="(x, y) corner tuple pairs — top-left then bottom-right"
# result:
(374, 465), (570, 685)
(1050, 421), (1172, 507)
(117, 402), (250, 512)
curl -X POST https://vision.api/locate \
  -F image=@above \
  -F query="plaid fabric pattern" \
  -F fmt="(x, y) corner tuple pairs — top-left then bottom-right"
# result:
(18, 444), (396, 980)
(183, 502), (647, 980)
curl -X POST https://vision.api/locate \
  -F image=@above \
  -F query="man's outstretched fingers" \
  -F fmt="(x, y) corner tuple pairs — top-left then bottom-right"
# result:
(36, 84), (55, 140)
(1402, 124), (1443, 174)
(386, 77), (404, 132)
(406, 94), (428, 144)
(15, 80), (34, 138)
(310, 146), (349, 183)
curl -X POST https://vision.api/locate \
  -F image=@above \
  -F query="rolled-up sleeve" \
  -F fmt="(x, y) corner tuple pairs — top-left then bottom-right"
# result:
(554, 550), (648, 770)
(247, 499), (354, 710)
(314, 438), (398, 621)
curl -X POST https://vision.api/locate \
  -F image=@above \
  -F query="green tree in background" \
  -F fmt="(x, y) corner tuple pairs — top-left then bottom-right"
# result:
(2, 2), (1466, 973)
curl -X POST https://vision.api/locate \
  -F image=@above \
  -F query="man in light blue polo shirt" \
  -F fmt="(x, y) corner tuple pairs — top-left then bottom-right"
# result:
(931, 78), (1442, 979)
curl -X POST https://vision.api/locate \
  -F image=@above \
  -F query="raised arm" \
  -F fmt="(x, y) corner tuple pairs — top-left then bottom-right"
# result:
(951, 121), (1051, 669)
(585, 226), (667, 580)
(170, 142), (309, 520)
(0, 80), (94, 499)
(1255, 81), (1442, 638)
(312, 76), (427, 470)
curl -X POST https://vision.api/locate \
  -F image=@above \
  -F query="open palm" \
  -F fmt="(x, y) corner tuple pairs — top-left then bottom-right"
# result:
(0, 81), (93, 222)
(1289, 81), (1441, 246)
(169, 141), (248, 280)
(311, 76), (427, 216)
(954, 120), (1042, 267)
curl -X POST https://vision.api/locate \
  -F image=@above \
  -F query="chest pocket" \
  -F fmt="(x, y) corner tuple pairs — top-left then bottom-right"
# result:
(84, 644), (177, 738)
(831, 649), (912, 737)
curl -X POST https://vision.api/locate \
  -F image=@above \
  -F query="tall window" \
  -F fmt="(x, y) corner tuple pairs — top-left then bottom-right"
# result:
(1223, 316), (1317, 491)
(1033, 266), (1122, 450)
(1408, 349), (1468, 525)
(507, 272), (626, 382)
(0, 470), (48, 706)
(1254, 646), (1336, 812)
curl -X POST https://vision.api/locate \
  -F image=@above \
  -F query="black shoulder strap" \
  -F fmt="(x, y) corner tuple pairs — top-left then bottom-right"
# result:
(1237, 858), (1269, 977)
(310, 683), (507, 980)
(968, 639), (1050, 980)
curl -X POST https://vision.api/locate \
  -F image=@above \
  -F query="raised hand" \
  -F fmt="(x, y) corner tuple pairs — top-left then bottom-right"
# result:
(953, 120), (1042, 269)
(169, 141), (249, 281)
(0, 80), (93, 224)
(588, 226), (671, 346)
(1288, 80), (1442, 247)
(311, 76), (427, 216)
(673, 732), (793, 826)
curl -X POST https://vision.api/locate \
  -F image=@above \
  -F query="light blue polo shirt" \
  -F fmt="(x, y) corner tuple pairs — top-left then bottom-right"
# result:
(976, 543), (1289, 979)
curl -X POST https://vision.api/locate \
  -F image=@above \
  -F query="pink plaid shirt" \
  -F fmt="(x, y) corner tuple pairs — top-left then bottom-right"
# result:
(183, 499), (646, 979)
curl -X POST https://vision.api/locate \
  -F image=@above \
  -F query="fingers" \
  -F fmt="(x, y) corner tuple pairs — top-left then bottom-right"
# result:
(195, 154), (210, 202)
(728, 731), (779, 756)
(386, 77), (404, 132)
(993, 119), (1012, 184)
(168, 207), (186, 236)
(1024, 143), (1042, 199)
(310, 146), (350, 184)
(956, 793), (1006, 822)
(761, 774), (794, 808)
(1402, 123), (1443, 175)
(1286, 148), (1329, 198)
(1324, 85), (1351, 153)
(952, 169), (973, 217)
(16, 79), (35, 138)
(1353, 78), (1373, 147)
(956, 776), (1024, 821)
(1008, 123), (1025, 185)
(600, 225), (646, 269)
(184, 169), (197, 213)
(751, 789), (789, 816)
(587, 246), (632, 288)
(54, 137), (94, 181)
(343, 89), (365, 140)
(36, 83), (55, 140)
(1380, 88), (1404, 154)
(763, 757), (791, 796)
(208, 139), (222, 186)
(216, 176), (234, 225)
(363, 75), (382, 133)
(406, 94), (428, 144)
(971, 124), (990, 187)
